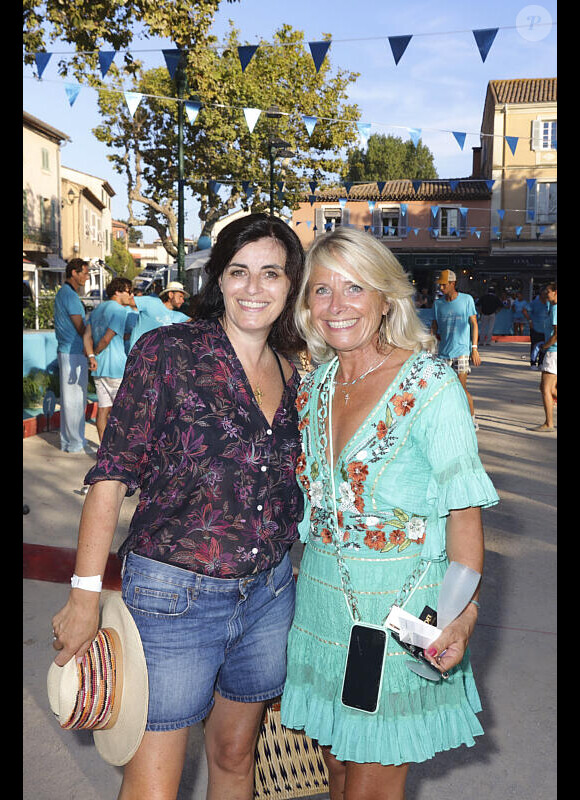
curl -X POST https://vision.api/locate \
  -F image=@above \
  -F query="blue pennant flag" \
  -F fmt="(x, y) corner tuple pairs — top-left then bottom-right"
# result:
(452, 131), (466, 150)
(388, 35), (412, 65)
(412, 180), (422, 193)
(339, 198), (347, 209)
(377, 181), (386, 195)
(35, 52), (51, 78)
(162, 49), (182, 81)
(408, 128), (421, 147)
(357, 122), (372, 146)
(526, 178), (537, 191)
(64, 83), (81, 107)
(473, 28), (498, 63)
(309, 195), (316, 206)
(505, 136), (518, 156)
(449, 180), (459, 191)
(400, 203), (407, 216)
(459, 207), (468, 218)
(277, 181), (285, 193)
(185, 101), (201, 124)
(515, 226), (523, 237)
(209, 181), (222, 194)
(493, 226), (501, 237)
(485, 179), (495, 191)
(431, 205), (440, 218)
(497, 209), (505, 220)
(98, 51), (116, 78)
(302, 115), (317, 137)
(237, 45), (258, 72)
(475, 230), (481, 239)
(308, 40), (331, 73)
(412, 228), (419, 236)
(368, 201), (376, 212)
(343, 182), (353, 195)
(309, 181), (318, 193)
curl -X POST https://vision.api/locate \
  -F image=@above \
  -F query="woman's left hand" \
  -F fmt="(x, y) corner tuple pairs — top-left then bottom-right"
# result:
(423, 603), (478, 674)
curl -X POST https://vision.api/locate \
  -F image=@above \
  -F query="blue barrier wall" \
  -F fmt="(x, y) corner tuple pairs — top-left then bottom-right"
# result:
(23, 331), (59, 376)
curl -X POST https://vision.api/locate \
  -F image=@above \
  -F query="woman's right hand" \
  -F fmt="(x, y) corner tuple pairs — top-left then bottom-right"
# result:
(51, 589), (101, 667)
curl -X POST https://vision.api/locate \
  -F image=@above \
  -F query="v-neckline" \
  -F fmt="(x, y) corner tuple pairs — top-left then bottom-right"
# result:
(322, 351), (420, 473)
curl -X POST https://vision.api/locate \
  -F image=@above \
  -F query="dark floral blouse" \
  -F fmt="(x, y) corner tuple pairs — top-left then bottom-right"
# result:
(85, 318), (304, 578)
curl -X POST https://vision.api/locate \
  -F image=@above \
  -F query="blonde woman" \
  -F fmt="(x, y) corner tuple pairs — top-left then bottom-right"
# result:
(281, 227), (498, 800)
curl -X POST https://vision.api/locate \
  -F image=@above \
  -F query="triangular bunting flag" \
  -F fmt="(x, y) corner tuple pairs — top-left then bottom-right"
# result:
(368, 201), (376, 212)
(472, 28), (498, 63)
(277, 181), (285, 193)
(243, 107), (261, 133)
(459, 207), (468, 218)
(526, 178), (537, 191)
(528, 209), (535, 220)
(237, 45), (258, 72)
(475, 230), (481, 239)
(412, 228), (419, 236)
(64, 83), (81, 107)
(412, 180), (422, 193)
(431, 205), (440, 218)
(209, 181), (222, 194)
(470, 227), (477, 235)
(302, 115), (317, 137)
(339, 198), (347, 209)
(308, 40), (331, 73)
(515, 226), (523, 237)
(377, 181), (386, 195)
(306, 221), (312, 229)
(449, 180), (459, 191)
(35, 52), (51, 78)
(452, 131), (466, 150)
(124, 91), (143, 117)
(485, 179), (495, 191)
(308, 195), (316, 206)
(497, 209), (505, 220)
(343, 182), (353, 195)
(185, 101), (201, 124)
(400, 203), (407, 216)
(388, 35), (412, 65)
(505, 136), (518, 156)
(162, 49), (182, 81)
(357, 122), (372, 146)
(98, 51), (116, 78)
(309, 181), (318, 193)
(408, 128), (421, 147)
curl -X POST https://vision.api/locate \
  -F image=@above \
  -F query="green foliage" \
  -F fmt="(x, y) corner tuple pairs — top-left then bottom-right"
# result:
(23, 368), (60, 408)
(23, 292), (56, 329)
(23, 1), (239, 83)
(92, 22), (361, 249)
(105, 237), (141, 280)
(344, 133), (438, 182)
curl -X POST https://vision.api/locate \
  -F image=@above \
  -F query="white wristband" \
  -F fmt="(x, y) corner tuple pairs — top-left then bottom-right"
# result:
(471, 345), (478, 349)
(71, 574), (102, 592)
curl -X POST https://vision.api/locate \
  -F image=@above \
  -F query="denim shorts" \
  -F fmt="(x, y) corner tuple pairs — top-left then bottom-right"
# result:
(121, 551), (296, 731)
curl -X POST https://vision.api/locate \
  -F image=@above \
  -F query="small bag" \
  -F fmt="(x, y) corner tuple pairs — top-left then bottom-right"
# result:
(254, 698), (329, 799)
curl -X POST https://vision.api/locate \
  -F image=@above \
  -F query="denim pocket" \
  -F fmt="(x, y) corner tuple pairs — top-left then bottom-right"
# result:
(122, 571), (192, 617)
(268, 554), (295, 598)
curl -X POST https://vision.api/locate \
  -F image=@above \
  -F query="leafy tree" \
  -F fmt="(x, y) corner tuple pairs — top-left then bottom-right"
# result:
(93, 23), (361, 253)
(23, 0), (239, 82)
(105, 237), (141, 280)
(344, 133), (438, 183)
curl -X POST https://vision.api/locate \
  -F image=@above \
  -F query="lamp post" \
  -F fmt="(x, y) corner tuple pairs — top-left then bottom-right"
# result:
(267, 138), (295, 217)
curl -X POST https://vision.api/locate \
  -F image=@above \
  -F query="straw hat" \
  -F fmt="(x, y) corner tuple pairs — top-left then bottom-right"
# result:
(159, 280), (190, 298)
(47, 594), (148, 766)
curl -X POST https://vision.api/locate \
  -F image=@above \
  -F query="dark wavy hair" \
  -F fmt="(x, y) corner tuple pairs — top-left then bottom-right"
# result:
(191, 213), (305, 354)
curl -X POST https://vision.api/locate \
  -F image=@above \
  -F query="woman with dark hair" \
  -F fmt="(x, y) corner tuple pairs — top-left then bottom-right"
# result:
(51, 213), (306, 799)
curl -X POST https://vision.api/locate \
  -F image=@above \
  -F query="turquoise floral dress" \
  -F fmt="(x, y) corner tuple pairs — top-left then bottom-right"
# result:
(280, 350), (499, 765)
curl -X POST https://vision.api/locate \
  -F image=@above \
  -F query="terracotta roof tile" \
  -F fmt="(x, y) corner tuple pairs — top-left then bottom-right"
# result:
(489, 78), (556, 104)
(304, 179), (491, 203)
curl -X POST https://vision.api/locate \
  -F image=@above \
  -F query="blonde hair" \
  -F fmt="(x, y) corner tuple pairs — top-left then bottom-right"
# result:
(294, 227), (436, 363)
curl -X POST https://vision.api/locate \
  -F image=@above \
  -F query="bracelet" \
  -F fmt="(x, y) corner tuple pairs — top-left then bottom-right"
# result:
(88, 353), (96, 358)
(71, 574), (102, 592)
(471, 345), (478, 349)
(470, 599), (480, 608)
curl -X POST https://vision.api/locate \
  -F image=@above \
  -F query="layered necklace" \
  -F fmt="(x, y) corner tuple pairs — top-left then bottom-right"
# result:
(332, 348), (397, 405)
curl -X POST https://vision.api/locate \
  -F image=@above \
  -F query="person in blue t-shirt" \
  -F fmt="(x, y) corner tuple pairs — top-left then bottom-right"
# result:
(535, 283), (557, 432)
(53, 258), (91, 452)
(523, 288), (550, 369)
(431, 269), (481, 430)
(83, 277), (135, 441)
(126, 281), (191, 351)
(511, 291), (530, 336)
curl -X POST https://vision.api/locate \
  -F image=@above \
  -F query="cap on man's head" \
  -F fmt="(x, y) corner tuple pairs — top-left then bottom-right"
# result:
(438, 269), (456, 285)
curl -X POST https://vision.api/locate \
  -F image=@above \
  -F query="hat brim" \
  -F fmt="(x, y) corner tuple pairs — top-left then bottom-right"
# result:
(47, 594), (148, 767)
(160, 287), (190, 299)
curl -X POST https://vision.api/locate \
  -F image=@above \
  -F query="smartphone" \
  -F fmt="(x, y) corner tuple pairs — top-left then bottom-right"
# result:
(341, 623), (387, 714)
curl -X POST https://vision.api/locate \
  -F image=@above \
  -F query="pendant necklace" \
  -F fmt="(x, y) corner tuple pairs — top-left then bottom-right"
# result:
(333, 348), (396, 405)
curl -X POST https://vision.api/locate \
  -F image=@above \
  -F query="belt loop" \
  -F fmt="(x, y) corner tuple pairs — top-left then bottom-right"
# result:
(120, 554), (128, 579)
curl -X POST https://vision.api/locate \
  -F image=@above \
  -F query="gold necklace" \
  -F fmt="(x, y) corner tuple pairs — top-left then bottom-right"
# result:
(333, 348), (396, 405)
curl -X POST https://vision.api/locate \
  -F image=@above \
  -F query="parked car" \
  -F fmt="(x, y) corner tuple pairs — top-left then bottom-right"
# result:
(82, 289), (105, 311)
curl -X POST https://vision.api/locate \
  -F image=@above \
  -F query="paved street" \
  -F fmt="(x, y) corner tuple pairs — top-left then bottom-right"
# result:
(23, 341), (556, 799)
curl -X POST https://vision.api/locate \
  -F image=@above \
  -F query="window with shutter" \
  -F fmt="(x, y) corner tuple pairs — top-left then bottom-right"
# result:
(531, 119), (557, 151)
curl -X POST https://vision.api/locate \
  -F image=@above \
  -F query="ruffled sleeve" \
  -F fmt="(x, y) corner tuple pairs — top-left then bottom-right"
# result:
(415, 372), (499, 518)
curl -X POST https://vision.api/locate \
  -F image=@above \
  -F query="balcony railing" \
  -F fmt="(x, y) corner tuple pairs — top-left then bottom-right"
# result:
(23, 224), (59, 249)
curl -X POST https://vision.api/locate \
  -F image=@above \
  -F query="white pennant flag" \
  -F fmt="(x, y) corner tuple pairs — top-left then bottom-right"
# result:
(243, 107), (261, 134)
(124, 91), (143, 117)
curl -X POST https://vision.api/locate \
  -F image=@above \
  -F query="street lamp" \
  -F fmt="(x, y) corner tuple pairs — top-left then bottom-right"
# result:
(268, 137), (295, 217)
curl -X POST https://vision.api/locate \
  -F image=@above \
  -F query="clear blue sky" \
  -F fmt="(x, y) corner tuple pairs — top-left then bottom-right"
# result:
(23, 0), (556, 241)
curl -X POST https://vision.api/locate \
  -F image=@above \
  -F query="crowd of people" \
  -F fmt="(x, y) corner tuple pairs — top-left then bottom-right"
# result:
(48, 217), (558, 800)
